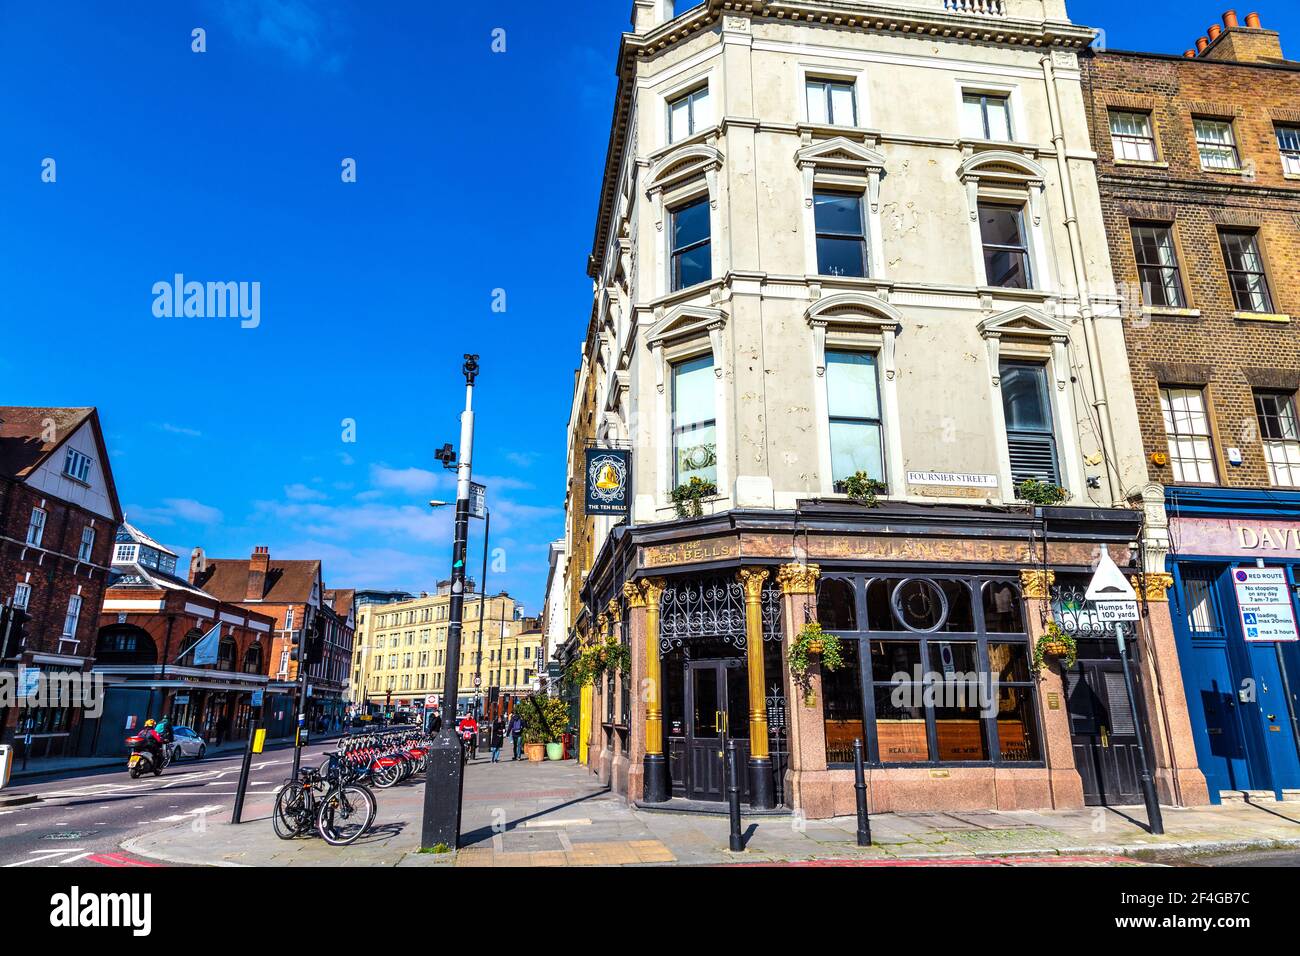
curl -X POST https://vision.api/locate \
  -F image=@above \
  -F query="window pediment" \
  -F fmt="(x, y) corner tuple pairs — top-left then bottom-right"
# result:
(977, 305), (1069, 342)
(957, 150), (1047, 187)
(647, 303), (726, 349)
(805, 292), (902, 332)
(795, 136), (886, 175)
(647, 143), (724, 196)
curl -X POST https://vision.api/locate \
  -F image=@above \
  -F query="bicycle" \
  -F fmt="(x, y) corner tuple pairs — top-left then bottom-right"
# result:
(273, 751), (377, 846)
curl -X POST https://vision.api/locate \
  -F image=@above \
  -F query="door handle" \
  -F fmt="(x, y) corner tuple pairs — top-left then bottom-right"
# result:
(715, 710), (723, 734)
(722, 710), (728, 735)
(1100, 726), (1110, 748)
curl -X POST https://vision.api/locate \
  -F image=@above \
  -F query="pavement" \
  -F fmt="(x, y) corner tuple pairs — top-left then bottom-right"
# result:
(0, 736), (347, 867)
(114, 756), (1300, 868)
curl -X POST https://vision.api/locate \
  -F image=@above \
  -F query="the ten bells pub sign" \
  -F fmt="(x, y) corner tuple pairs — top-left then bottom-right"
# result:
(585, 447), (631, 518)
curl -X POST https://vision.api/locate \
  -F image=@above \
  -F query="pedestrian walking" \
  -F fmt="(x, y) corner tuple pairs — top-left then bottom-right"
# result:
(509, 710), (524, 760)
(490, 716), (505, 762)
(215, 714), (229, 747)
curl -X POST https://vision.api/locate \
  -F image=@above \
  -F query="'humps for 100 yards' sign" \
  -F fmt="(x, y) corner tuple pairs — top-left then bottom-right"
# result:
(1233, 567), (1299, 643)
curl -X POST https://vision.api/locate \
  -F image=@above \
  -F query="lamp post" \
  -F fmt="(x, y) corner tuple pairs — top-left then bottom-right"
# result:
(473, 505), (490, 719)
(421, 354), (480, 850)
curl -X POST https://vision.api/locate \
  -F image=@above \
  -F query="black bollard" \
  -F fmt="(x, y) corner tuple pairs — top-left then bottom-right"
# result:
(231, 718), (260, 825)
(853, 738), (871, 847)
(726, 739), (744, 852)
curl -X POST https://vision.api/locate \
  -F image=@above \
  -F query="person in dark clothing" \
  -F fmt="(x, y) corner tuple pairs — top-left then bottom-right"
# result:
(215, 714), (229, 747)
(489, 716), (506, 762)
(508, 711), (524, 760)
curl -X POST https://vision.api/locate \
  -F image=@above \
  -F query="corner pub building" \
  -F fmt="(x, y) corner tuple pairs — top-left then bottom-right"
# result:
(561, 0), (1209, 817)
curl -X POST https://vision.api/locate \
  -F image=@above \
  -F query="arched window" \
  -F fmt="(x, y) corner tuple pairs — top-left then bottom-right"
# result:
(242, 643), (264, 674)
(94, 625), (158, 665)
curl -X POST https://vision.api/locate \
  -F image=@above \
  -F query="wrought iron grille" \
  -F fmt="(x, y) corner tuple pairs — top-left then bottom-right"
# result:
(1050, 584), (1110, 640)
(762, 579), (783, 641)
(659, 576), (747, 652)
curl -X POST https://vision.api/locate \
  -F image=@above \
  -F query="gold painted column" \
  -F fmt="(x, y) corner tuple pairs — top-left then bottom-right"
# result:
(594, 610), (612, 785)
(640, 577), (669, 803)
(739, 567), (775, 809)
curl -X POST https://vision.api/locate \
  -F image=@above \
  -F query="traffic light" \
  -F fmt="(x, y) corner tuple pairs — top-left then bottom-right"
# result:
(0, 606), (29, 660)
(305, 615), (325, 666)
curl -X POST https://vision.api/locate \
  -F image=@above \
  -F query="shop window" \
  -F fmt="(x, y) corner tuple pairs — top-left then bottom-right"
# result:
(821, 643), (864, 763)
(982, 581), (1025, 633)
(817, 577), (858, 631)
(865, 577), (974, 633)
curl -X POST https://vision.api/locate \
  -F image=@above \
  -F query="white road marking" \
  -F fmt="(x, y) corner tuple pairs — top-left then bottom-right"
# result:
(3, 849), (85, 868)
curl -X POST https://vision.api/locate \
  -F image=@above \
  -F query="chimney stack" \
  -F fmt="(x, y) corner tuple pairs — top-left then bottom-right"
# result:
(632, 0), (675, 34)
(188, 547), (207, 585)
(1199, 8), (1285, 64)
(247, 545), (270, 601)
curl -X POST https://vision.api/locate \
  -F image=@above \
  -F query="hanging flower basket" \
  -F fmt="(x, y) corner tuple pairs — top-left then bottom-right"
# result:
(1033, 621), (1078, 672)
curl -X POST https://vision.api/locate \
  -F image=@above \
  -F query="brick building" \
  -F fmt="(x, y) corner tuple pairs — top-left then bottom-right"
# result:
(1082, 9), (1300, 802)
(191, 547), (354, 734)
(91, 523), (277, 756)
(0, 407), (122, 757)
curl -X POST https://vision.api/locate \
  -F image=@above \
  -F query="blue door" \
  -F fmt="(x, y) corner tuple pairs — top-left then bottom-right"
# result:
(1171, 564), (1269, 799)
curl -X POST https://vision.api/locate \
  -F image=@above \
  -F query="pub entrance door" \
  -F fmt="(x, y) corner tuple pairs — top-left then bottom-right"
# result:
(683, 658), (750, 801)
(1064, 654), (1146, 806)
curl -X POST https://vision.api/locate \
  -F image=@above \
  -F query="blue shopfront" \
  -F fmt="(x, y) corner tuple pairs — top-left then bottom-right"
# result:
(1166, 487), (1300, 802)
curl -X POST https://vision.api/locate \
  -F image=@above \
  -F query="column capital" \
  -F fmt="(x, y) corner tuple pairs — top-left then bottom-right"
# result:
(737, 566), (770, 602)
(777, 563), (821, 595)
(641, 577), (667, 606)
(607, 597), (623, 623)
(596, 612), (609, 632)
(623, 580), (646, 608)
(1019, 568), (1056, 600)
(1137, 572), (1174, 602)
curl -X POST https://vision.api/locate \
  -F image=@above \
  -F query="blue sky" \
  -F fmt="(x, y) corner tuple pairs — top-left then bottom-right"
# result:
(2, 1), (1295, 609)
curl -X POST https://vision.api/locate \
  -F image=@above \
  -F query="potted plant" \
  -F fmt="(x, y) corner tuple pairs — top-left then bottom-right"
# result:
(838, 472), (888, 506)
(1033, 620), (1078, 672)
(1015, 478), (1071, 506)
(521, 694), (570, 761)
(671, 476), (718, 518)
(788, 621), (844, 705)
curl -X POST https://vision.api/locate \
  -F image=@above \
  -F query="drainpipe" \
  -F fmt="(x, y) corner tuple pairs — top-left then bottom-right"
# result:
(1040, 52), (1121, 505)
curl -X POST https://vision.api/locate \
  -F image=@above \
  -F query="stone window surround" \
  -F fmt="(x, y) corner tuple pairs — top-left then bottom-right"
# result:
(952, 77), (1028, 147)
(646, 303), (731, 515)
(795, 136), (887, 281)
(797, 61), (868, 129)
(957, 148), (1054, 293)
(804, 292), (906, 498)
(647, 143), (724, 300)
(977, 306), (1084, 500)
(658, 64), (717, 150)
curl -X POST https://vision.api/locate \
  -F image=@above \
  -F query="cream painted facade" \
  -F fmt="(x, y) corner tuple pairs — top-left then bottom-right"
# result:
(349, 589), (541, 709)
(573, 0), (1153, 564)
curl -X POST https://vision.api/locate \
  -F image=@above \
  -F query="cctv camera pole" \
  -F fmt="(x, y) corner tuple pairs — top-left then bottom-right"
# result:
(474, 507), (490, 719)
(422, 354), (480, 850)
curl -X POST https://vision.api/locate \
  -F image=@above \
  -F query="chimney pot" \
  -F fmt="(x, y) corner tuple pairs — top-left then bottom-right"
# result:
(1245, 12), (1261, 28)
(1183, 49), (1197, 58)
(1208, 24), (1222, 41)
(1223, 10), (1239, 28)
(1197, 37), (1210, 52)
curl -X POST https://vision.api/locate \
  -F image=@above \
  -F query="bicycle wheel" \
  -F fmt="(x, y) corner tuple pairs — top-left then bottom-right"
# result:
(371, 764), (399, 789)
(273, 782), (309, 839)
(316, 784), (376, 846)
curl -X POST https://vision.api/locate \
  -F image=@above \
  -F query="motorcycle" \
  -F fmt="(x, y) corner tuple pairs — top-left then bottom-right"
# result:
(125, 734), (171, 778)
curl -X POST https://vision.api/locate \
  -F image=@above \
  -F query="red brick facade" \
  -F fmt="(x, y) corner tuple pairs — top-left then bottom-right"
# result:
(1081, 34), (1300, 489)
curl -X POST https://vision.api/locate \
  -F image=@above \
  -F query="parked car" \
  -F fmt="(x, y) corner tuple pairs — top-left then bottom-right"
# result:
(169, 725), (207, 760)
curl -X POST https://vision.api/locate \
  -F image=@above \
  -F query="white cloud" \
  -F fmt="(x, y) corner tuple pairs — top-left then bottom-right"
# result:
(155, 422), (202, 438)
(126, 498), (224, 527)
(369, 464), (448, 496)
(285, 483), (327, 501)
